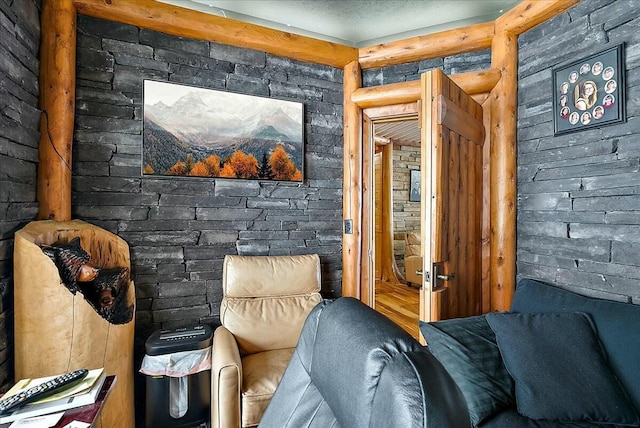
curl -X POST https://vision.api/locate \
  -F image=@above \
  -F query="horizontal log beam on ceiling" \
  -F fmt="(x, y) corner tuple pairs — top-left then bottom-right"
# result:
(358, 21), (495, 70)
(71, 0), (358, 68)
(495, 0), (581, 34)
(350, 68), (501, 109)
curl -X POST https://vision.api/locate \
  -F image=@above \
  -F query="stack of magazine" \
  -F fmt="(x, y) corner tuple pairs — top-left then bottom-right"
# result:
(0, 368), (106, 424)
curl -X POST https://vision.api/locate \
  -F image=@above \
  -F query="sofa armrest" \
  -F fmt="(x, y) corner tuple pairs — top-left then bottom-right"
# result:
(372, 350), (470, 427)
(211, 326), (242, 428)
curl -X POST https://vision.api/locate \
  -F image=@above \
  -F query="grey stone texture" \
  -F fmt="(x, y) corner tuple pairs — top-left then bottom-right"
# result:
(0, 0), (41, 393)
(362, 49), (491, 87)
(72, 15), (344, 357)
(392, 144), (421, 275)
(517, 0), (640, 303)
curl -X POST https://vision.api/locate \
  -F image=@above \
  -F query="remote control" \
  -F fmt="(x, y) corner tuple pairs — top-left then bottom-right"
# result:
(0, 369), (89, 415)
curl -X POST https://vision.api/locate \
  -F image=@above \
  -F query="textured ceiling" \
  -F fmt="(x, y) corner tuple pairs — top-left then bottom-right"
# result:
(375, 119), (421, 146)
(160, 0), (521, 47)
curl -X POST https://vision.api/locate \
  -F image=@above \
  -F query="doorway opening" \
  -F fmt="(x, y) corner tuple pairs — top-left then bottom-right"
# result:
(360, 70), (489, 343)
(371, 116), (421, 340)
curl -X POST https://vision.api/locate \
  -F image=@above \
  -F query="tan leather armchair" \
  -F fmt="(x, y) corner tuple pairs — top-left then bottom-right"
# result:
(404, 232), (423, 286)
(211, 254), (323, 428)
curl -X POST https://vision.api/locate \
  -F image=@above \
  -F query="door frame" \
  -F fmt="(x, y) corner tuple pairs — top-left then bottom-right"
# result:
(360, 103), (420, 308)
(356, 73), (494, 324)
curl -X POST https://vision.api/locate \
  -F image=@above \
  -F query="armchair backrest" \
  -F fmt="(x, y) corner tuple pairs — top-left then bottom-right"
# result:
(221, 254), (322, 356)
(405, 232), (421, 257)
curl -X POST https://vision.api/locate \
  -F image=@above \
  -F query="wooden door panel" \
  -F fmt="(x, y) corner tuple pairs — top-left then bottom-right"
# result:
(374, 153), (382, 280)
(421, 68), (484, 323)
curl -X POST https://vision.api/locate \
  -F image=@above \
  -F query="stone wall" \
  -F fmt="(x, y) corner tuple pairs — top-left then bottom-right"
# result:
(517, 0), (640, 303)
(362, 49), (491, 86)
(0, 0), (40, 392)
(72, 15), (344, 354)
(392, 144), (420, 275)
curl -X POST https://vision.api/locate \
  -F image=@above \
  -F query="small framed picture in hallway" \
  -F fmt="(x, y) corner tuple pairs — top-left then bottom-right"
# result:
(410, 169), (421, 202)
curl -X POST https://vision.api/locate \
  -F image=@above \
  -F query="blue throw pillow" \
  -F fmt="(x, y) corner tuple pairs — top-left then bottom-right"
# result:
(486, 312), (639, 425)
(420, 315), (515, 426)
(511, 278), (640, 413)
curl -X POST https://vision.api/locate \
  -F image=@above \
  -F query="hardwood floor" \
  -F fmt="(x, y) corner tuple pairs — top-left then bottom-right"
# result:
(375, 280), (420, 340)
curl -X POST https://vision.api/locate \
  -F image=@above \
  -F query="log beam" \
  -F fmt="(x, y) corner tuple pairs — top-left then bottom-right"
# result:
(490, 30), (518, 311)
(342, 61), (363, 298)
(359, 21), (494, 70)
(495, 0), (580, 35)
(71, 0), (358, 68)
(351, 68), (501, 109)
(38, 0), (77, 221)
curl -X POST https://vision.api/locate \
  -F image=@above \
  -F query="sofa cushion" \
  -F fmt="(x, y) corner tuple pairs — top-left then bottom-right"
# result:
(480, 408), (633, 428)
(420, 315), (514, 426)
(486, 312), (639, 426)
(511, 279), (640, 413)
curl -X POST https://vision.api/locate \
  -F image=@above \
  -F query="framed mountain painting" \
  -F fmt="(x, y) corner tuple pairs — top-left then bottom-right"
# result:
(142, 80), (304, 182)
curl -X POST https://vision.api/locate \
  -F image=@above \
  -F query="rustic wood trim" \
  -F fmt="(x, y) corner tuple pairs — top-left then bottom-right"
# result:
(71, 0), (358, 68)
(490, 30), (518, 311)
(437, 95), (485, 144)
(342, 61), (363, 298)
(495, 0), (580, 35)
(360, 104), (419, 305)
(351, 68), (501, 109)
(380, 143), (404, 283)
(358, 21), (495, 70)
(363, 103), (420, 120)
(481, 96), (492, 314)
(37, 0), (77, 221)
(361, 114), (374, 305)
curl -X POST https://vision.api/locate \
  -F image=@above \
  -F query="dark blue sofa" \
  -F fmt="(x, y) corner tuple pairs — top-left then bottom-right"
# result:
(259, 279), (640, 427)
(479, 279), (640, 427)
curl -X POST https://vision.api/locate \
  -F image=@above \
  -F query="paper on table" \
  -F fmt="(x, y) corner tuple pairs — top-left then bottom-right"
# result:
(8, 411), (63, 428)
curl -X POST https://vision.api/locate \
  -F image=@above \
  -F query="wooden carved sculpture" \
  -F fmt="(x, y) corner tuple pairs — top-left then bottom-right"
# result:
(41, 237), (134, 324)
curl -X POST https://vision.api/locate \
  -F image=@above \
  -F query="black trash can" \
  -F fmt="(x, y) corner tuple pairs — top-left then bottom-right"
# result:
(143, 324), (213, 428)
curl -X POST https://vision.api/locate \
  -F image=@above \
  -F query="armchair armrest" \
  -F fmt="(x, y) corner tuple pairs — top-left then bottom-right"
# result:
(405, 255), (423, 285)
(212, 326), (242, 428)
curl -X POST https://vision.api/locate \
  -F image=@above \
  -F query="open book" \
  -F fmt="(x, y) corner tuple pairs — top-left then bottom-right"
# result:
(0, 368), (106, 424)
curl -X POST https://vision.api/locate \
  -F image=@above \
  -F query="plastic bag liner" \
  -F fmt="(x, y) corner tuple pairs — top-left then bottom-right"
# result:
(140, 348), (211, 419)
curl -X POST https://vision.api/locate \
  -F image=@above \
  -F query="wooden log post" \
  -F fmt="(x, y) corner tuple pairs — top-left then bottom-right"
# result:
(38, 0), (77, 221)
(489, 30), (518, 311)
(342, 61), (362, 297)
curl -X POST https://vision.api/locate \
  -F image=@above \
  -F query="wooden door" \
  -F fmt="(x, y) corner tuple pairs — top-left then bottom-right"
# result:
(420, 68), (485, 324)
(374, 152), (382, 280)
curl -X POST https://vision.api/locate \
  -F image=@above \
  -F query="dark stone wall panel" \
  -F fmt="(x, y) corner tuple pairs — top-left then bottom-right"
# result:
(72, 17), (344, 384)
(517, 0), (640, 304)
(0, 0), (41, 393)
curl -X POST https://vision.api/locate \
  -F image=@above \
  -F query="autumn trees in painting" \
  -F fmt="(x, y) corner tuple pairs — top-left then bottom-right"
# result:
(147, 146), (302, 181)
